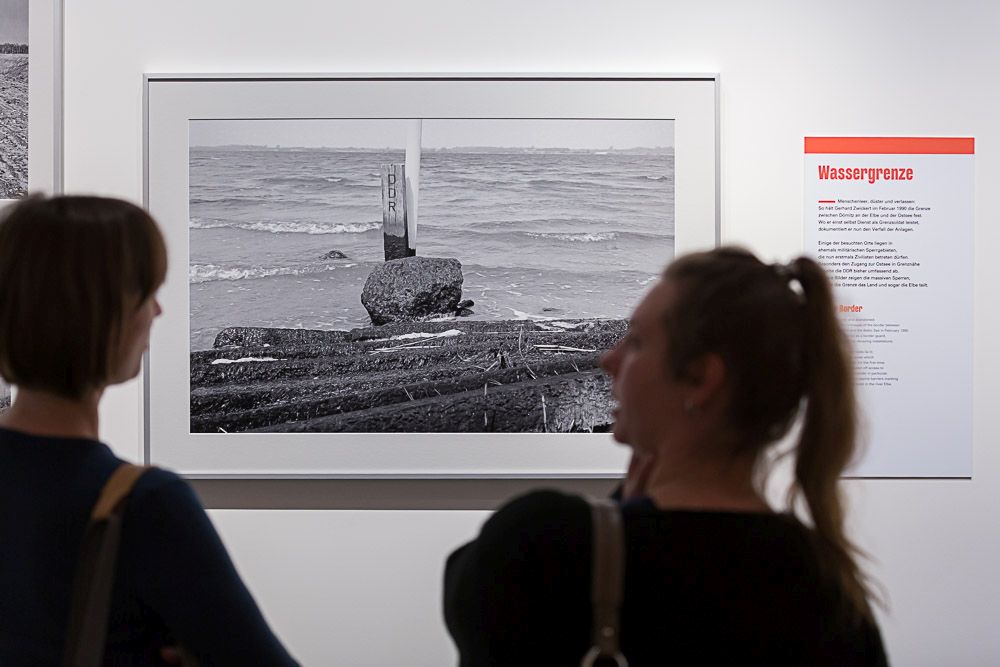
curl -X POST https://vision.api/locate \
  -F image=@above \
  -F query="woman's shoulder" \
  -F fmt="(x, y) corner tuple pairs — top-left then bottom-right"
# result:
(448, 489), (592, 571)
(496, 488), (591, 517)
(484, 489), (592, 540)
(623, 500), (814, 539)
(464, 489), (829, 570)
(131, 465), (189, 494)
(125, 465), (204, 518)
(115, 465), (227, 577)
(486, 490), (813, 541)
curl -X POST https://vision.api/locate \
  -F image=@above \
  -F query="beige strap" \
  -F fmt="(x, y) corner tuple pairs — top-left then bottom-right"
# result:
(582, 498), (628, 667)
(91, 463), (148, 520)
(63, 463), (154, 667)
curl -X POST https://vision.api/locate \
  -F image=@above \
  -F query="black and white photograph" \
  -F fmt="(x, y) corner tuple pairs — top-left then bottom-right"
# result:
(0, 0), (28, 198)
(189, 118), (675, 434)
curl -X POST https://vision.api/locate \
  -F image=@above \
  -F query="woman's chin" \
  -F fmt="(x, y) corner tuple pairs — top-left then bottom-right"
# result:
(108, 363), (143, 386)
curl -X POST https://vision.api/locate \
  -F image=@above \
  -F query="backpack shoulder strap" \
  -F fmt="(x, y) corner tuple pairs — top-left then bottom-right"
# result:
(63, 463), (153, 667)
(91, 463), (149, 519)
(582, 497), (628, 667)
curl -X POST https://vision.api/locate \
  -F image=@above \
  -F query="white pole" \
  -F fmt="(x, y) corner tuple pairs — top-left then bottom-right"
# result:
(405, 119), (422, 252)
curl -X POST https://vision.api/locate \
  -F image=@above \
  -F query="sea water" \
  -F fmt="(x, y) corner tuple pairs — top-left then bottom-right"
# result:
(189, 147), (674, 351)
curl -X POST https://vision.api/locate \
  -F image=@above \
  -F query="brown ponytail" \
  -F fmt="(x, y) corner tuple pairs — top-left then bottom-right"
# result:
(664, 248), (880, 622)
(787, 256), (878, 621)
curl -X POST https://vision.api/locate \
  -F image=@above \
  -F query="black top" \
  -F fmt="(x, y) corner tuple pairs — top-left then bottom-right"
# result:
(445, 490), (888, 667)
(0, 427), (298, 666)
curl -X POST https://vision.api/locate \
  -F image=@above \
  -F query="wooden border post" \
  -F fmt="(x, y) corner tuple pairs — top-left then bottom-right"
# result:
(379, 163), (414, 260)
(405, 120), (422, 253)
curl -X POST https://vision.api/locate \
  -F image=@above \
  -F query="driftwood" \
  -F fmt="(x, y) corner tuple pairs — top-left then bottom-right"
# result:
(190, 318), (625, 433)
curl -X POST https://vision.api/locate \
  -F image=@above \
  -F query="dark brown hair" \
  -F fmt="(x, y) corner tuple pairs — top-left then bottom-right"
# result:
(664, 246), (876, 620)
(0, 195), (167, 398)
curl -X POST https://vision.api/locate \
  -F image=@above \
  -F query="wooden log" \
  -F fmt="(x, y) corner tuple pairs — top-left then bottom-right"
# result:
(192, 320), (626, 388)
(189, 319), (627, 432)
(213, 326), (354, 349)
(190, 356), (601, 433)
(379, 163), (414, 260)
(249, 370), (612, 433)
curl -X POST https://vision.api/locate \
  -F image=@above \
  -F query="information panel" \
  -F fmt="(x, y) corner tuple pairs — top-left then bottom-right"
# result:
(804, 137), (973, 477)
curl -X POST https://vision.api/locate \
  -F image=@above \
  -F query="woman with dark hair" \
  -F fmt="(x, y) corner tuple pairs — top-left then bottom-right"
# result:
(0, 195), (298, 665)
(445, 247), (888, 666)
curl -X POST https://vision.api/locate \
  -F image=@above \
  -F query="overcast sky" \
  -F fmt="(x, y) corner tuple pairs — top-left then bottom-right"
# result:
(190, 118), (673, 150)
(0, 0), (28, 43)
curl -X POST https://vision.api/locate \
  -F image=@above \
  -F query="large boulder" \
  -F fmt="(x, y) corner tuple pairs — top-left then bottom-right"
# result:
(361, 256), (464, 325)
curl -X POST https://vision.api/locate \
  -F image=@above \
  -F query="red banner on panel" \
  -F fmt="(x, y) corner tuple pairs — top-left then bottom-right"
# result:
(804, 137), (974, 155)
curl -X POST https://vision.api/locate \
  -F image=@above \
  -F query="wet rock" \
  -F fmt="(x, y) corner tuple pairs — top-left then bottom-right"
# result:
(455, 299), (475, 317)
(361, 256), (464, 325)
(319, 249), (349, 260)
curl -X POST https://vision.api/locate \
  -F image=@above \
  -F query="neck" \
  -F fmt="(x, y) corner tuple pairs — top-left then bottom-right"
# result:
(643, 444), (769, 513)
(0, 387), (103, 440)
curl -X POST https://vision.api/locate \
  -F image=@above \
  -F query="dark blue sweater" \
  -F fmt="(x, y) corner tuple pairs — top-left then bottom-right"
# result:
(0, 427), (298, 665)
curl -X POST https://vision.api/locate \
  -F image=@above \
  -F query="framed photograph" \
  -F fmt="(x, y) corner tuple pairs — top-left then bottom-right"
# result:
(0, 0), (61, 201)
(144, 74), (719, 478)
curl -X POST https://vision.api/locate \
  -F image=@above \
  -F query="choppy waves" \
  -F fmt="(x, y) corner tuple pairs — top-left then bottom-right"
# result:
(190, 217), (382, 235)
(260, 175), (344, 185)
(525, 231), (619, 243)
(516, 228), (671, 243)
(256, 174), (381, 189)
(190, 262), (355, 283)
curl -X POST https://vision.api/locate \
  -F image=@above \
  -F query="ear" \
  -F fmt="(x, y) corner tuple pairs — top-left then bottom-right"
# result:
(683, 353), (727, 408)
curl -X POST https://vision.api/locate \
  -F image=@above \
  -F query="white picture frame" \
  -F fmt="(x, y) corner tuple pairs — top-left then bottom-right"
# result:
(144, 74), (719, 478)
(0, 0), (61, 202)
(0, 0), (61, 408)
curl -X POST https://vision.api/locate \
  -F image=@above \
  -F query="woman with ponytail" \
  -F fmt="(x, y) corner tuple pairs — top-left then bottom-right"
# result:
(445, 247), (887, 666)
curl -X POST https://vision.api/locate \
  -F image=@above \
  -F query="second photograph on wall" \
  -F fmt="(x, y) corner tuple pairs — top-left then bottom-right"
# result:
(0, 0), (61, 201)
(0, 0), (29, 198)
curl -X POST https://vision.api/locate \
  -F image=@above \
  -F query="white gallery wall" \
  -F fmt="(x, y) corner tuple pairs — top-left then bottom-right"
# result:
(64, 1), (999, 664)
